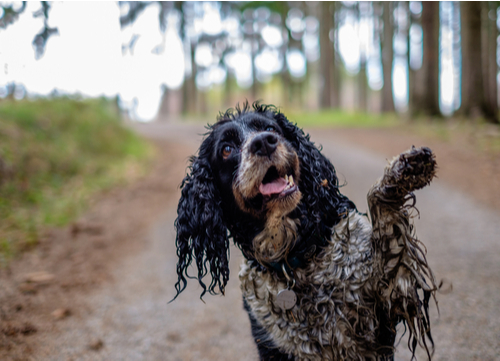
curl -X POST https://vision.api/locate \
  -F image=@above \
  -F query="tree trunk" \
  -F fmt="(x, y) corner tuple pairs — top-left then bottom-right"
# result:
(281, 69), (291, 108)
(320, 2), (334, 108)
(332, 1), (341, 108)
(381, 1), (395, 112)
(224, 70), (233, 109)
(419, 1), (440, 116)
(279, 4), (291, 108)
(358, 2), (370, 112)
(486, 2), (499, 122)
(198, 89), (207, 115)
(183, 41), (197, 115)
(452, 2), (462, 111)
(251, 35), (259, 103)
(460, 1), (498, 122)
(358, 63), (368, 112)
(408, 61), (415, 116)
(410, 6), (424, 115)
(158, 86), (169, 120)
(407, 6), (414, 117)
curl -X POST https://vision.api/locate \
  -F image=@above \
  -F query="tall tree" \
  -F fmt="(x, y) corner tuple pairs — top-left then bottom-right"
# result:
(381, 1), (395, 112)
(179, 2), (197, 115)
(460, 1), (498, 122)
(280, 4), (291, 107)
(407, 3), (417, 117)
(485, 2), (499, 122)
(332, 2), (342, 108)
(414, 1), (440, 116)
(285, 5), (307, 108)
(239, 7), (261, 102)
(319, 2), (335, 108)
(357, 2), (370, 112)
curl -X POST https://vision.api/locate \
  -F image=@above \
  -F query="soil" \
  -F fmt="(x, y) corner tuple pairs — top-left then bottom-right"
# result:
(0, 120), (499, 360)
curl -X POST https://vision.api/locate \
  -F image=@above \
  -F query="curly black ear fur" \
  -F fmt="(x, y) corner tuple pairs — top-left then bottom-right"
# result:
(255, 104), (355, 231)
(174, 139), (229, 300)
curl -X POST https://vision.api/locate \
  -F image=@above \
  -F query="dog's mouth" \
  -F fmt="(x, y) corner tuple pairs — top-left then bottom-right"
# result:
(232, 137), (301, 216)
(258, 166), (298, 201)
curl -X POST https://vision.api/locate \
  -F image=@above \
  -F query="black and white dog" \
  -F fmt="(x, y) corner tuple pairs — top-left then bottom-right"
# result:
(174, 103), (437, 360)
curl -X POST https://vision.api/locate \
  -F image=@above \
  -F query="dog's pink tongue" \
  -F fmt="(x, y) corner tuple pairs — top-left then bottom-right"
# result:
(259, 178), (287, 196)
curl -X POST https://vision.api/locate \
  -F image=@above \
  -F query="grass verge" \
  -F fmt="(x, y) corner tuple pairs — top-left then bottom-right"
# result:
(287, 109), (500, 157)
(0, 97), (152, 262)
(402, 116), (500, 156)
(288, 109), (399, 128)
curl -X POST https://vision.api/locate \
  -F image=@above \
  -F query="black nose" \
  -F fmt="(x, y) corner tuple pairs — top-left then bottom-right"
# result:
(250, 132), (278, 157)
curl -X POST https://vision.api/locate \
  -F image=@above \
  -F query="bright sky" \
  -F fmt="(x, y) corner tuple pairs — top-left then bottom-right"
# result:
(0, 2), (176, 121)
(0, 2), (460, 120)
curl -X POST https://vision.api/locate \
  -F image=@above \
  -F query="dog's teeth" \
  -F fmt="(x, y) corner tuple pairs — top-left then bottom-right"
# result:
(289, 175), (294, 185)
(284, 175), (289, 182)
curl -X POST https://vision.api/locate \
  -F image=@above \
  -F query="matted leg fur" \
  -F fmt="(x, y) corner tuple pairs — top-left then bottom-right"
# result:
(368, 146), (438, 358)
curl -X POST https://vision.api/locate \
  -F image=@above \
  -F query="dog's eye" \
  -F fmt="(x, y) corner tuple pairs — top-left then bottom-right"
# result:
(222, 145), (233, 159)
(265, 126), (274, 132)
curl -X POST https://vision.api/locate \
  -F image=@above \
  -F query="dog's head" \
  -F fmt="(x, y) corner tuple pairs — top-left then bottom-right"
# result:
(174, 102), (353, 299)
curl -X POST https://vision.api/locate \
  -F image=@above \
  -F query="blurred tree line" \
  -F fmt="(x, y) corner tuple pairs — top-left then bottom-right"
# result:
(1, 1), (499, 123)
(117, 1), (499, 123)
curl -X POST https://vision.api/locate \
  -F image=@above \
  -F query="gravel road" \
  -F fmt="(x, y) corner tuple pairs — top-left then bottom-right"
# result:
(15, 121), (500, 360)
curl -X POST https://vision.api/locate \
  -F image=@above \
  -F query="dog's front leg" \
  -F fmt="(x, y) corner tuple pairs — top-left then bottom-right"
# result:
(368, 146), (436, 278)
(367, 146), (437, 357)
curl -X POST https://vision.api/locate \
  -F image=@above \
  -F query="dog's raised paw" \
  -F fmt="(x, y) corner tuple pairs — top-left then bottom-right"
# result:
(388, 146), (436, 194)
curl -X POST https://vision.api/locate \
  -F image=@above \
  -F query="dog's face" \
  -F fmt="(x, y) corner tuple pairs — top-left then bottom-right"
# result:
(209, 112), (301, 218)
(174, 103), (353, 298)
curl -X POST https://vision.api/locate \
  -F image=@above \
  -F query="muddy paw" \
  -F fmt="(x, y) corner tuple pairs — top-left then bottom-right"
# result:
(387, 146), (436, 195)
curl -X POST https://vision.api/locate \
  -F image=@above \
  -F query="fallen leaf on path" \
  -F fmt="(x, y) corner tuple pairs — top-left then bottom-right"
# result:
(88, 339), (104, 351)
(18, 283), (38, 294)
(24, 271), (55, 284)
(51, 308), (71, 320)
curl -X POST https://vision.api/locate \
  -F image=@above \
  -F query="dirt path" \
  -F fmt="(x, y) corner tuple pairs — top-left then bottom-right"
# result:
(1, 121), (499, 360)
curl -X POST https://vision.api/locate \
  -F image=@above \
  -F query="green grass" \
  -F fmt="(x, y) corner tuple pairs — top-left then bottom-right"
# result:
(287, 109), (400, 128)
(399, 115), (500, 156)
(286, 110), (500, 156)
(0, 97), (152, 262)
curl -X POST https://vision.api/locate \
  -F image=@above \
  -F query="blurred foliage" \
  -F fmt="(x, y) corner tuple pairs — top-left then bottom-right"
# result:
(0, 2), (26, 29)
(119, 1), (151, 28)
(32, 2), (59, 60)
(0, 1), (58, 59)
(236, 1), (289, 14)
(0, 97), (152, 261)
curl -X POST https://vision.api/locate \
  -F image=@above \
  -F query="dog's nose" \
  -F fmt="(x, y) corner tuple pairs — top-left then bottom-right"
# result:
(250, 132), (278, 157)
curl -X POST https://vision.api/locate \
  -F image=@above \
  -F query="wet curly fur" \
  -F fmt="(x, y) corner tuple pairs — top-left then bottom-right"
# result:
(174, 102), (438, 360)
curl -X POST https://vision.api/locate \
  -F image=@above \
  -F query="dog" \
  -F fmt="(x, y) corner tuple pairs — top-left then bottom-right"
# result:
(173, 102), (438, 360)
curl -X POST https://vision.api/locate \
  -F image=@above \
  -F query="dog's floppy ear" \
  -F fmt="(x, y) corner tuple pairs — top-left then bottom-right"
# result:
(174, 139), (229, 300)
(273, 111), (355, 229)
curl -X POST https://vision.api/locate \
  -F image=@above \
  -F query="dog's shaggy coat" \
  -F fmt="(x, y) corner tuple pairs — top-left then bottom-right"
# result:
(174, 103), (437, 360)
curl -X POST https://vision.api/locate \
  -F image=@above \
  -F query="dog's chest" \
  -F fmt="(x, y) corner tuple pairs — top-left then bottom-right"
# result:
(239, 212), (378, 360)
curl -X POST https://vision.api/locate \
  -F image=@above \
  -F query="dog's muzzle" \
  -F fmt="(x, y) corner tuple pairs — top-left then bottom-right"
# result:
(233, 132), (301, 215)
